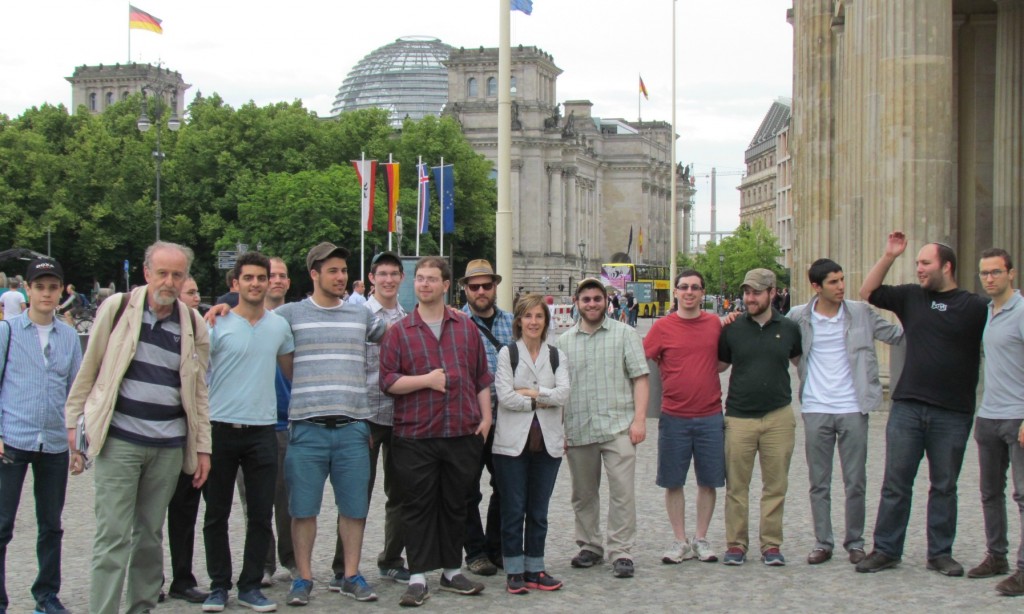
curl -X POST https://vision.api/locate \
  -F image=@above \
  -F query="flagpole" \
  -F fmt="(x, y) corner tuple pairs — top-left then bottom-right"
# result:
(416, 155), (422, 257)
(438, 157), (445, 256)
(669, 0), (678, 289)
(360, 151), (366, 283)
(387, 153), (393, 251)
(495, 0), (514, 311)
(128, 2), (131, 62)
(638, 73), (642, 124)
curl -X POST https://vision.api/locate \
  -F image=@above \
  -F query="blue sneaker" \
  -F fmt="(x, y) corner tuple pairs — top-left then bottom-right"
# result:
(762, 548), (786, 566)
(722, 547), (746, 566)
(33, 595), (70, 614)
(287, 579), (313, 606)
(202, 588), (228, 612)
(238, 588), (277, 612)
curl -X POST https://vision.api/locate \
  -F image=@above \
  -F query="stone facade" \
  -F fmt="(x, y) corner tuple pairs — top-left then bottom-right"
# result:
(790, 0), (1023, 298)
(738, 98), (792, 270)
(444, 46), (692, 296)
(66, 63), (189, 116)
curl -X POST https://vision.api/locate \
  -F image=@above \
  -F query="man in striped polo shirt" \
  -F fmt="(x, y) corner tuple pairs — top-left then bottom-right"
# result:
(66, 241), (212, 614)
(275, 243), (387, 606)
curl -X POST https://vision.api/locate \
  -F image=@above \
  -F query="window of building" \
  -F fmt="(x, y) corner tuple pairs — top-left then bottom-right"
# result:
(510, 76), (517, 94)
(467, 77), (478, 97)
(487, 76), (497, 97)
(89, 93), (96, 111)
(122, 91), (129, 101)
(105, 92), (113, 107)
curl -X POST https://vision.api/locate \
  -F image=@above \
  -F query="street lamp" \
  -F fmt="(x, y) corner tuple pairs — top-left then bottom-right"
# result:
(718, 253), (726, 311)
(137, 86), (181, 242)
(577, 240), (587, 281)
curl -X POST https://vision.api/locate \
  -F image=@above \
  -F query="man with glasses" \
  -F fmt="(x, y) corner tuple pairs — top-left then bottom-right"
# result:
(458, 259), (513, 576)
(558, 278), (650, 578)
(379, 256), (493, 606)
(644, 270), (728, 565)
(787, 259), (902, 567)
(718, 268), (802, 567)
(967, 248), (1024, 596)
(857, 232), (988, 576)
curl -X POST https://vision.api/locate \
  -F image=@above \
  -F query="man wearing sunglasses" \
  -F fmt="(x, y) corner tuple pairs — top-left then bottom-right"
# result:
(458, 259), (513, 577)
(558, 278), (650, 578)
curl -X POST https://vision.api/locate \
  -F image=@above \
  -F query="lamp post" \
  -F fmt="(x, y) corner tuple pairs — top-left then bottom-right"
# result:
(577, 240), (587, 281)
(137, 86), (180, 242)
(718, 253), (726, 313)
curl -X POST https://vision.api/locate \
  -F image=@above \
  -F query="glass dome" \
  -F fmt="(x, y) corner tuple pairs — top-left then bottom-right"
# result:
(331, 36), (453, 127)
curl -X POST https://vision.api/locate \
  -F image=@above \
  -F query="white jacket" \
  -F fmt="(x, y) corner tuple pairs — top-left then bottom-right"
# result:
(493, 340), (570, 457)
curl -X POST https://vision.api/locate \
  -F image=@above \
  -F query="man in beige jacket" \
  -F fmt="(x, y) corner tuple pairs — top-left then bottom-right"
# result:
(65, 241), (212, 614)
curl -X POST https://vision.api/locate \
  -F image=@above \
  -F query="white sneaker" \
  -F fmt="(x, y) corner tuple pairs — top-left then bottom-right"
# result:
(661, 539), (695, 564)
(691, 538), (718, 562)
(261, 571), (275, 588)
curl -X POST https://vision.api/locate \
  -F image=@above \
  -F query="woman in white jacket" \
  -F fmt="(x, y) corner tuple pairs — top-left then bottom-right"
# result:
(493, 294), (571, 595)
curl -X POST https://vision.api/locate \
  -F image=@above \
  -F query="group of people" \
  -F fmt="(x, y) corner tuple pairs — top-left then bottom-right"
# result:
(0, 230), (1022, 614)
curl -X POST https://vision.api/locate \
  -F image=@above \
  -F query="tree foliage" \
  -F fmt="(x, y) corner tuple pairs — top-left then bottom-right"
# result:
(688, 220), (787, 296)
(0, 98), (497, 298)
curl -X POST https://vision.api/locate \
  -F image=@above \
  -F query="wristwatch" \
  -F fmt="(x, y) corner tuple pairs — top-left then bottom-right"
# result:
(531, 397), (537, 411)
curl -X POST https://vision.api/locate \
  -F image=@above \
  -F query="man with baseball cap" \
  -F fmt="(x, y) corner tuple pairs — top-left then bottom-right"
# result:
(458, 259), (513, 576)
(0, 258), (82, 614)
(557, 277), (650, 578)
(717, 268), (802, 566)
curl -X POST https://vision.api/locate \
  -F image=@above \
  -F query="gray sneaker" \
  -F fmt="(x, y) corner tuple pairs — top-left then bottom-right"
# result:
(612, 558), (635, 578)
(399, 583), (430, 607)
(465, 557), (498, 576)
(339, 575), (378, 602)
(378, 566), (411, 584)
(661, 540), (695, 564)
(692, 538), (718, 562)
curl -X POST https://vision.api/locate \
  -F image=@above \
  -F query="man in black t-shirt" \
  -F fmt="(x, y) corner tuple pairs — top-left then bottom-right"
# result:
(855, 231), (988, 577)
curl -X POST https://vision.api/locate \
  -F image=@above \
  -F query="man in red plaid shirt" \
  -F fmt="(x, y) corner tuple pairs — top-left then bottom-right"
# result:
(378, 256), (493, 607)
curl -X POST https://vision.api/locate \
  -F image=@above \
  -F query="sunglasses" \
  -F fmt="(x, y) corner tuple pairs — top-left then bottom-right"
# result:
(465, 282), (494, 292)
(676, 284), (703, 291)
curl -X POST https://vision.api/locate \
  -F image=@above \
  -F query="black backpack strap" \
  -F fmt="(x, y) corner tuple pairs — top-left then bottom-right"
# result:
(473, 319), (503, 351)
(188, 306), (197, 336)
(110, 294), (129, 333)
(507, 342), (520, 376)
(548, 345), (559, 373)
(0, 321), (10, 388)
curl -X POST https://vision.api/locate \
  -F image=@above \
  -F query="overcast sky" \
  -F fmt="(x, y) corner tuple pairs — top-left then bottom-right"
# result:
(1, 0), (793, 235)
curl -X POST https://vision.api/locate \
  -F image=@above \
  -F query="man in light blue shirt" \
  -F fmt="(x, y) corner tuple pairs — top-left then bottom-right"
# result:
(0, 258), (82, 614)
(201, 252), (294, 613)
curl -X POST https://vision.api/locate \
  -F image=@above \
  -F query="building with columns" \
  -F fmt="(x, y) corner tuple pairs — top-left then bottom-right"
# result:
(790, 0), (1023, 298)
(443, 45), (693, 295)
(66, 63), (189, 116)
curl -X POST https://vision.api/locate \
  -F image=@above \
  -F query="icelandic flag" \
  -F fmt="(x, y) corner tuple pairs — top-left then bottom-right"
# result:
(434, 165), (455, 234)
(417, 163), (431, 234)
(352, 158), (378, 232)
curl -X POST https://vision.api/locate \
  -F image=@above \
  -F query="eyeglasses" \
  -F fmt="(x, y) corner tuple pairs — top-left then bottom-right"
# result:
(465, 282), (494, 292)
(676, 284), (703, 291)
(578, 295), (605, 304)
(979, 269), (1006, 278)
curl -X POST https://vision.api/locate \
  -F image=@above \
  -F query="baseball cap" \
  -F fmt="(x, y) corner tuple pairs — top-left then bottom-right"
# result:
(371, 251), (402, 269)
(305, 242), (350, 271)
(575, 277), (607, 297)
(741, 268), (776, 291)
(25, 258), (64, 283)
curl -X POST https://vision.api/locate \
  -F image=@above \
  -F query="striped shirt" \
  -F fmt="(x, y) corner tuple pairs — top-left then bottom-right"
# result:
(364, 296), (407, 426)
(557, 316), (649, 446)
(109, 302), (187, 448)
(0, 314), (82, 453)
(276, 297), (386, 421)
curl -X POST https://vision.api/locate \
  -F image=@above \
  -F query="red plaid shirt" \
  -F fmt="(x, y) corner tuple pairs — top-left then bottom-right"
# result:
(379, 306), (493, 439)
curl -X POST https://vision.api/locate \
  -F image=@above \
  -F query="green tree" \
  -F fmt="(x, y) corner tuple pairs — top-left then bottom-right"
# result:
(692, 220), (786, 296)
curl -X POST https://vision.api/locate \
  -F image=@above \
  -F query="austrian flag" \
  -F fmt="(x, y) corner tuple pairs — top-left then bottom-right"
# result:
(352, 158), (378, 232)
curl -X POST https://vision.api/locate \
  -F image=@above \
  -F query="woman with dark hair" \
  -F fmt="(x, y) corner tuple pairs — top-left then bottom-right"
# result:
(493, 294), (571, 595)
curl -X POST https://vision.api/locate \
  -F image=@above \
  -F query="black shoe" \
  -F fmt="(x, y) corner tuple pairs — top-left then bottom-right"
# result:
(168, 586), (211, 603)
(927, 555), (965, 577)
(855, 550), (900, 573)
(612, 558), (635, 578)
(571, 549), (604, 568)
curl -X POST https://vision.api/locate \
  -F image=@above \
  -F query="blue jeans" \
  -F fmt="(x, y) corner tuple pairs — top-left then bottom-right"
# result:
(493, 448), (562, 574)
(0, 445), (68, 609)
(872, 401), (972, 559)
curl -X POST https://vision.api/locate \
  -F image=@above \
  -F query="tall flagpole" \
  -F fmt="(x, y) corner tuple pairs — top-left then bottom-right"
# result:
(387, 153), (393, 251)
(496, 0), (514, 311)
(438, 156), (445, 256)
(360, 151), (366, 283)
(669, 0), (678, 289)
(638, 74), (642, 124)
(416, 155), (423, 257)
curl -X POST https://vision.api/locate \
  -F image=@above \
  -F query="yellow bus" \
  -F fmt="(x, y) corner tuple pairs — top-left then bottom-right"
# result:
(600, 263), (671, 317)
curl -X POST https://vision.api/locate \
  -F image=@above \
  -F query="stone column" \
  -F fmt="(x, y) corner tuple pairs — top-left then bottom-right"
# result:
(790, 0), (834, 299)
(547, 163), (563, 257)
(993, 0), (1024, 260)
(564, 167), (578, 259)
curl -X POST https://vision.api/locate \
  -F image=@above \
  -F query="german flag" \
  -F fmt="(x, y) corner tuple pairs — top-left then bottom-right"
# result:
(639, 76), (649, 100)
(129, 5), (163, 34)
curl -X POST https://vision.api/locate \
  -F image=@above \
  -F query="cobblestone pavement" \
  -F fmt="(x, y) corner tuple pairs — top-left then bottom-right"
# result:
(5, 318), (1019, 612)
